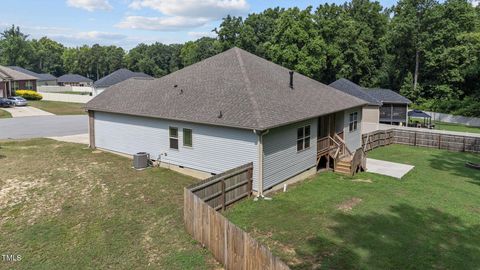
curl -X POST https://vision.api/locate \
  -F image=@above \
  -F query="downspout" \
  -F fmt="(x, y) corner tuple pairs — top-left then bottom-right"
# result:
(254, 129), (269, 197)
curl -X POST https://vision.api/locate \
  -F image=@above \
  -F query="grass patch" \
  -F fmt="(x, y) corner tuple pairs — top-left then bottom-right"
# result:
(226, 145), (480, 269)
(29, 100), (86, 115)
(0, 139), (217, 269)
(434, 121), (480, 134)
(0, 109), (12, 118)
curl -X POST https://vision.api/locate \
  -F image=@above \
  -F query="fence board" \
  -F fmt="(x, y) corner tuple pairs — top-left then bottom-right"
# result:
(363, 129), (480, 153)
(184, 163), (290, 270)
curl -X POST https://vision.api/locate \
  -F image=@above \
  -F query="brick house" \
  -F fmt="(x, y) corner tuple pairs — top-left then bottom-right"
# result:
(0, 65), (38, 97)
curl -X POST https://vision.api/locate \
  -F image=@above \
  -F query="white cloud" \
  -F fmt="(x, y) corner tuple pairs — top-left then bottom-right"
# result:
(129, 0), (248, 19)
(118, 0), (249, 31)
(67, 0), (113, 11)
(77, 31), (127, 40)
(188, 31), (217, 39)
(116, 16), (210, 31)
(473, 0), (479, 7)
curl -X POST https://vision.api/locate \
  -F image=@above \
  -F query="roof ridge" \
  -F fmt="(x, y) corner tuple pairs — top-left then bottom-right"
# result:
(234, 48), (261, 129)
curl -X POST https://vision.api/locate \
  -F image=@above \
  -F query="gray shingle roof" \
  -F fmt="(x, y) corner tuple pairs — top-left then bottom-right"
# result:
(364, 88), (412, 104)
(7, 66), (57, 82)
(38, 73), (57, 81)
(0, 66), (38, 81)
(86, 47), (367, 130)
(329, 78), (382, 106)
(94, 68), (152, 88)
(58, 74), (93, 83)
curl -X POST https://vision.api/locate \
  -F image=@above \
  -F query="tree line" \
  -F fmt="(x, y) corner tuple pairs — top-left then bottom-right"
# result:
(0, 0), (479, 116)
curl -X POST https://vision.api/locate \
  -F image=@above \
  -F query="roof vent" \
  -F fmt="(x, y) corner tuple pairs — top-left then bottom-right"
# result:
(179, 89), (184, 95)
(289, 71), (294, 89)
(174, 84), (178, 88)
(218, 110), (223, 118)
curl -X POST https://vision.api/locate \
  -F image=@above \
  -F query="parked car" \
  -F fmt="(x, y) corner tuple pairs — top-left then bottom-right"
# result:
(7, 96), (28, 106)
(0, 98), (15, 108)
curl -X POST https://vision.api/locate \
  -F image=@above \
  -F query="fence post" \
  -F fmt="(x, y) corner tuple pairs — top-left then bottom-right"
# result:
(247, 166), (253, 197)
(438, 134), (441, 149)
(221, 179), (226, 211)
(463, 137), (466, 152)
(414, 132), (417, 147)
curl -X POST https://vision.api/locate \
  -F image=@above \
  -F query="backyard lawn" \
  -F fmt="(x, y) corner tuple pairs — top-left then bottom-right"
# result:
(434, 121), (480, 134)
(226, 145), (480, 270)
(0, 109), (12, 118)
(29, 100), (86, 115)
(0, 139), (217, 269)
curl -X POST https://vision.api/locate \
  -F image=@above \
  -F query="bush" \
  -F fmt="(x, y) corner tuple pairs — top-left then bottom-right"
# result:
(15, 90), (43, 100)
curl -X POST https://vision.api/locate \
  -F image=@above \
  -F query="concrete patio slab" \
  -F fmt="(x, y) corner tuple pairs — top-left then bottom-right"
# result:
(1, 106), (54, 117)
(366, 158), (414, 179)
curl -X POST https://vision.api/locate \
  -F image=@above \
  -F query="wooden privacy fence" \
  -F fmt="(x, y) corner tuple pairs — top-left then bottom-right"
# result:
(184, 163), (290, 270)
(188, 163), (254, 211)
(363, 129), (480, 153)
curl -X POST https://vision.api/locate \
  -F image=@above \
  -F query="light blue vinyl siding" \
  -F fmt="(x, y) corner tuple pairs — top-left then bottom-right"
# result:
(262, 119), (317, 190)
(94, 112), (259, 182)
(343, 107), (363, 151)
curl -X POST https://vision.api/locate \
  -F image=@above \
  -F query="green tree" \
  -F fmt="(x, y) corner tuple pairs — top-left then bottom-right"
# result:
(30, 37), (65, 76)
(0, 25), (32, 67)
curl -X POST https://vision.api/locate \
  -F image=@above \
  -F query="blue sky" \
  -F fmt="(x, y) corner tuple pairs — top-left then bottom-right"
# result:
(1, 0), (399, 49)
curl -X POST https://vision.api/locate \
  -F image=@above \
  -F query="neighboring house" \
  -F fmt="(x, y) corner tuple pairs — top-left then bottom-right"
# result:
(330, 78), (382, 133)
(57, 74), (93, 86)
(330, 78), (412, 128)
(0, 65), (38, 97)
(8, 66), (57, 86)
(364, 88), (412, 125)
(93, 68), (152, 96)
(86, 48), (367, 195)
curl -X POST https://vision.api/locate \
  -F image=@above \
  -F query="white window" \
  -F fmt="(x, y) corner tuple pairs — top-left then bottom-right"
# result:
(169, 127), (178, 149)
(297, 125), (311, 152)
(25, 81), (33, 90)
(349, 112), (358, 132)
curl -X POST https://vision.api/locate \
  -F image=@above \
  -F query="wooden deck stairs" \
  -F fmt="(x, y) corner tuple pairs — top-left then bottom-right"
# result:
(317, 133), (366, 177)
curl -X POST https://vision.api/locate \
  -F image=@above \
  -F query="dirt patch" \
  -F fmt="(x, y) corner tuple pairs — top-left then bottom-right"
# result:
(351, 179), (373, 183)
(336, 197), (362, 212)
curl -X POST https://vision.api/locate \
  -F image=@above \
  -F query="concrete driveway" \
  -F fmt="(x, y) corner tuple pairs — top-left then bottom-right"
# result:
(0, 115), (87, 140)
(1, 106), (54, 117)
(366, 158), (414, 179)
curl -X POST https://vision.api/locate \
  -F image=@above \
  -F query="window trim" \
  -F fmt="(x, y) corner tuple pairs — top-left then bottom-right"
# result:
(183, 128), (193, 148)
(169, 127), (179, 150)
(349, 112), (358, 132)
(296, 125), (311, 152)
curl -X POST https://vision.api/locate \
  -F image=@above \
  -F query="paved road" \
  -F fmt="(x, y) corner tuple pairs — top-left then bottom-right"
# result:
(0, 115), (88, 140)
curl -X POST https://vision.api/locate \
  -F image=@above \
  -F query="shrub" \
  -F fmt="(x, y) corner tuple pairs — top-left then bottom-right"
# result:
(15, 90), (43, 100)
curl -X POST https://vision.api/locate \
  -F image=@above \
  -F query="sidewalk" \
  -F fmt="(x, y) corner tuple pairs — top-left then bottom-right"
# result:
(0, 106), (54, 117)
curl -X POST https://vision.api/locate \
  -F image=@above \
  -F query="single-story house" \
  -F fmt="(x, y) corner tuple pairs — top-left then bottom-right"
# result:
(8, 66), (57, 86)
(0, 65), (38, 97)
(330, 78), (382, 133)
(57, 74), (93, 86)
(86, 48), (368, 195)
(330, 79), (412, 128)
(93, 68), (152, 96)
(364, 88), (412, 125)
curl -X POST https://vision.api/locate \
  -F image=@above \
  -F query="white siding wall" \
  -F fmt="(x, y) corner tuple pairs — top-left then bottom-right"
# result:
(262, 118), (317, 191)
(94, 112), (259, 183)
(343, 107), (363, 151)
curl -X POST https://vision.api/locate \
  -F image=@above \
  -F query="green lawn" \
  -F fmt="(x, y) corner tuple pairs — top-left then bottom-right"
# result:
(434, 121), (480, 134)
(29, 100), (86, 115)
(0, 139), (217, 269)
(226, 145), (480, 270)
(0, 109), (12, 118)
